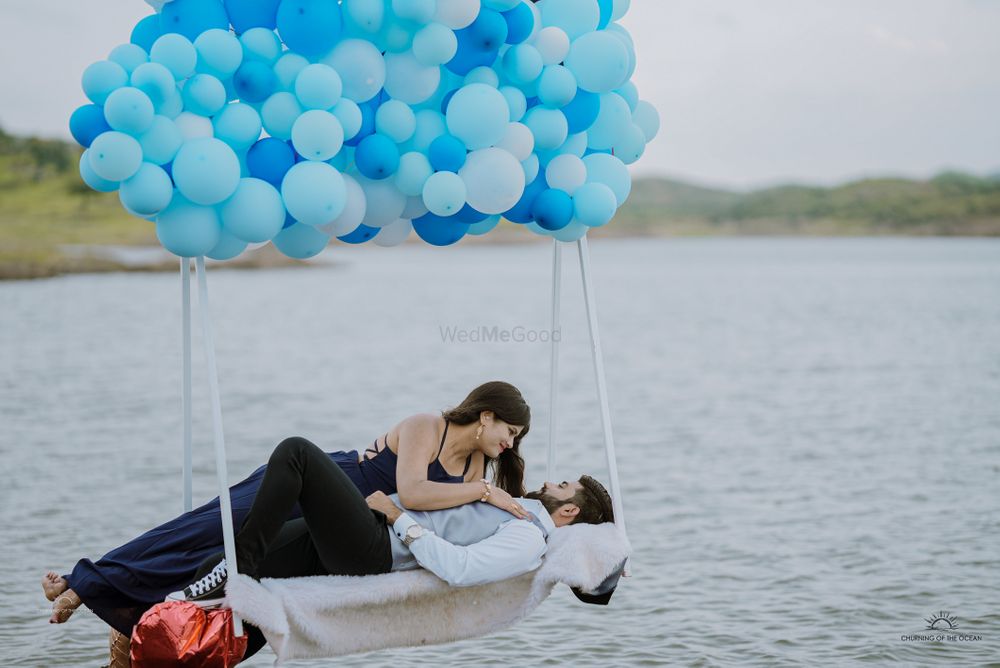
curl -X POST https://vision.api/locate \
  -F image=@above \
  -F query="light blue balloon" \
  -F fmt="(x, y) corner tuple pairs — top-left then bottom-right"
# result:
(172, 138), (241, 205)
(412, 22), (458, 66)
(583, 153), (631, 206)
(160, 88), (184, 119)
(343, 0), (385, 33)
(499, 86), (527, 122)
(150, 33), (197, 80)
(523, 106), (568, 150)
(422, 171), (466, 216)
(465, 66), (500, 88)
(384, 51), (441, 105)
(82, 60), (128, 105)
(156, 194), (223, 258)
(537, 65), (577, 108)
(120, 162), (173, 215)
(281, 161), (347, 225)
(395, 151), (433, 196)
(130, 62), (176, 110)
(539, 0), (600, 40)
(613, 123), (646, 164)
(332, 98), (363, 139)
(467, 214), (500, 235)
(572, 182), (617, 227)
(89, 131), (144, 181)
(219, 178), (286, 242)
(446, 83), (510, 150)
(402, 109), (446, 153)
(502, 44), (543, 85)
(206, 229), (248, 260)
(392, 0), (435, 23)
(182, 74), (226, 116)
(274, 52), (310, 91)
(104, 87), (155, 135)
(565, 31), (630, 93)
(79, 150), (120, 192)
(261, 92), (304, 140)
(588, 92), (631, 150)
(273, 222), (331, 259)
(550, 219), (588, 241)
(295, 64), (343, 109)
(109, 44), (148, 74)
(633, 100), (660, 141)
(323, 39), (385, 103)
(291, 110), (344, 161)
(213, 103), (263, 150)
(138, 115), (183, 164)
(375, 100), (416, 143)
(241, 27), (283, 64)
(195, 28), (243, 78)
(616, 80), (638, 111)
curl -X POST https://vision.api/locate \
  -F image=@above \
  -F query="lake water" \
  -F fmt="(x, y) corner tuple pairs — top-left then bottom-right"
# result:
(2, 237), (998, 666)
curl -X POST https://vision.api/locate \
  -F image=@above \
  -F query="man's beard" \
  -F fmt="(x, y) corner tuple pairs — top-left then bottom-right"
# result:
(524, 486), (564, 515)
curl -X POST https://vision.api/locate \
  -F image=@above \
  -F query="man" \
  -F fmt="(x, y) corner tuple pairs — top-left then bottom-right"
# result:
(173, 437), (615, 602)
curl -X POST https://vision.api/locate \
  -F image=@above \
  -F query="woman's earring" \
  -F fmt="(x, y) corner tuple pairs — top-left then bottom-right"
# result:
(476, 425), (483, 440)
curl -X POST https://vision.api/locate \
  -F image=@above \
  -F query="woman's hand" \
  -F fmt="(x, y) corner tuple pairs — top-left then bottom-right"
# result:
(484, 484), (529, 519)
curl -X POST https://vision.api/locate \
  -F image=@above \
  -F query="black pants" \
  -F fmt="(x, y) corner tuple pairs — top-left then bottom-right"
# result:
(216, 436), (394, 660)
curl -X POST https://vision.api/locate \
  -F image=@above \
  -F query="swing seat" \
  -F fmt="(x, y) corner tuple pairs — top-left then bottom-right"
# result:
(225, 521), (630, 664)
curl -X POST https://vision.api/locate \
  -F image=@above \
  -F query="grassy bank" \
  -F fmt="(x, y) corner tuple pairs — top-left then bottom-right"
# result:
(3, 127), (999, 280)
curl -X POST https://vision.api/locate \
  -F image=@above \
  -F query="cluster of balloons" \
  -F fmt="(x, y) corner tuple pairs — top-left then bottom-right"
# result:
(71, 0), (659, 258)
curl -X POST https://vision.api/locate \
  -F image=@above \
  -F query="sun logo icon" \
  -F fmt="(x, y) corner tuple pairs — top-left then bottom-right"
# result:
(924, 611), (959, 631)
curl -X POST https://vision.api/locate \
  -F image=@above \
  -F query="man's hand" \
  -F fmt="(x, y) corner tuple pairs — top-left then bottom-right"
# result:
(366, 491), (403, 524)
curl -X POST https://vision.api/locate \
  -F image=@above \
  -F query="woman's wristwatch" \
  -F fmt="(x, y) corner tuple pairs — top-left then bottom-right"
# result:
(479, 478), (492, 502)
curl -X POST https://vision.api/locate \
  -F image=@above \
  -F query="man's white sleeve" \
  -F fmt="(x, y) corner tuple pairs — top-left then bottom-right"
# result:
(391, 514), (546, 587)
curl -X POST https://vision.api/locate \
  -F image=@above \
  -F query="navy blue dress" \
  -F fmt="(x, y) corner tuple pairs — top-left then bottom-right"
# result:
(65, 423), (472, 636)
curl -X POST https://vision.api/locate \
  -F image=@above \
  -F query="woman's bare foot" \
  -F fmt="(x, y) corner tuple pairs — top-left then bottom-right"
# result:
(42, 572), (68, 602)
(50, 589), (81, 624)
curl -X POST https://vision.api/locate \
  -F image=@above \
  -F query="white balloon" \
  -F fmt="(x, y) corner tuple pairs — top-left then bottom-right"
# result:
(402, 195), (429, 219)
(494, 122), (534, 161)
(545, 154), (586, 194)
(373, 218), (413, 246)
(459, 148), (525, 214)
(384, 51), (441, 105)
(322, 39), (386, 103)
(434, 0), (480, 29)
(358, 174), (408, 227)
(174, 111), (213, 140)
(522, 153), (539, 183)
(533, 26), (569, 64)
(318, 173), (367, 236)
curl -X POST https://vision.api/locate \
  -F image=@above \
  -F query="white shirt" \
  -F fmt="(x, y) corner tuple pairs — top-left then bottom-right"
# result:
(388, 499), (554, 587)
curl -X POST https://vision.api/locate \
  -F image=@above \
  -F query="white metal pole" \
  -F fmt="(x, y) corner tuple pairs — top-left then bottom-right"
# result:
(546, 239), (562, 481)
(194, 256), (244, 636)
(181, 258), (193, 513)
(576, 237), (628, 541)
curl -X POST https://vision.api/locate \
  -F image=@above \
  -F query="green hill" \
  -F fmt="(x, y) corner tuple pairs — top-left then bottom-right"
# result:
(2, 127), (999, 279)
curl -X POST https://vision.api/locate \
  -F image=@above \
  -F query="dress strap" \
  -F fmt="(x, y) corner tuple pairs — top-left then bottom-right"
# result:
(461, 452), (473, 476)
(436, 419), (449, 457)
(365, 434), (389, 457)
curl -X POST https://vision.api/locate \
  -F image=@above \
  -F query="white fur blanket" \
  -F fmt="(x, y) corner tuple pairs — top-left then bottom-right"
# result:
(226, 523), (630, 665)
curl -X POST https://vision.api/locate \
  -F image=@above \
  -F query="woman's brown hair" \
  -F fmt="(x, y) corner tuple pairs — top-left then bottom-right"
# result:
(441, 380), (530, 496)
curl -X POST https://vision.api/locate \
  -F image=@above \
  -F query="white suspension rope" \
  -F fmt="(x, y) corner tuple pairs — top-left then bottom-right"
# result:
(547, 239), (562, 481)
(181, 257), (193, 513)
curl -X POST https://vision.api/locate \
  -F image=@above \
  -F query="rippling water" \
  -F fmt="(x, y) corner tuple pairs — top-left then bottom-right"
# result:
(2, 238), (998, 666)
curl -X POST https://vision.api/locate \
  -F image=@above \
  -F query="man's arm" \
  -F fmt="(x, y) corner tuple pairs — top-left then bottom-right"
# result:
(393, 514), (546, 587)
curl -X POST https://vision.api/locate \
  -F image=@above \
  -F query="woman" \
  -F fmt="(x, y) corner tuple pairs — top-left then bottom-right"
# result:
(42, 380), (531, 637)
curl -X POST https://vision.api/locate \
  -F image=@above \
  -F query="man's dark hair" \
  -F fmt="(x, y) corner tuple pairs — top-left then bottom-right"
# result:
(569, 475), (615, 526)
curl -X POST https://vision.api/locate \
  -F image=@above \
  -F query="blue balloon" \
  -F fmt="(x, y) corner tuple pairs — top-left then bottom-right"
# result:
(181, 74), (226, 116)
(139, 115), (183, 164)
(597, 0), (614, 29)
(502, 2), (535, 44)
(531, 188), (574, 230)
(70, 104), (111, 148)
(159, 0), (229, 42)
(412, 212), (470, 246)
(206, 230), (248, 261)
(274, 222), (330, 258)
(150, 34), (197, 80)
(247, 137), (296, 186)
(120, 163), (173, 215)
(428, 134), (467, 172)
(104, 87), (155, 135)
(467, 9), (508, 50)
(82, 60), (128, 105)
(214, 103), (263, 150)
(337, 223), (380, 244)
(454, 203), (489, 224)
(220, 177), (286, 242)
(130, 15), (162, 53)
(504, 173), (546, 223)
(130, 62), (176, 110)
(234, 61), (278, 103)
(225, 0), (281, 34)
(241, 27), (283, 64)
(276, 0), (343, 58)
(109, 44), (148, 74)
(155, 195), (223, 257)
(562, 89), (601, 134)
(172, 138), (241, 205)
(89, 131), (144, 181)
(355, 134), (400, 179)
(79, 150), (119, 192)
(573, 182), (617, 227)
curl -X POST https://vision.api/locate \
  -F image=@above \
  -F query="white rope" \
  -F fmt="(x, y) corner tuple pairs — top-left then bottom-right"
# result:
(546, 239), (562, 481)
(181, 258), (192, 513)
(576, 238), (629, 561)
(194, 256), (244, 636)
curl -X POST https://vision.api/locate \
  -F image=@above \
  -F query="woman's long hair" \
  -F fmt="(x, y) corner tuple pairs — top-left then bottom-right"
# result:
(441, 381), (530, 496)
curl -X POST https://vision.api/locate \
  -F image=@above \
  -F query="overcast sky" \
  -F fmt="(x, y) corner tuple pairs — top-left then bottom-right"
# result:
(1, 0), (997, 190)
